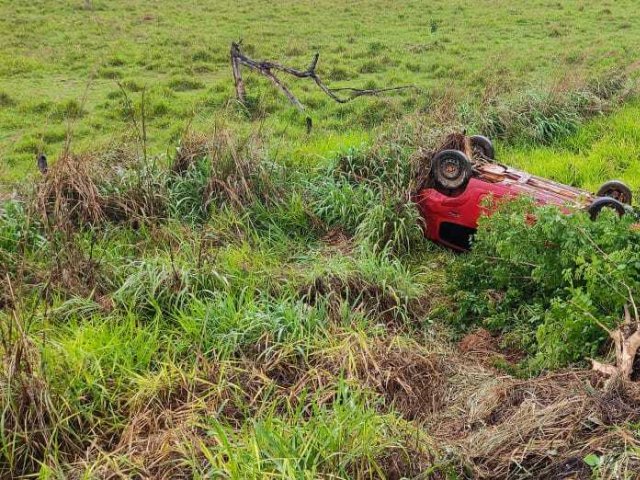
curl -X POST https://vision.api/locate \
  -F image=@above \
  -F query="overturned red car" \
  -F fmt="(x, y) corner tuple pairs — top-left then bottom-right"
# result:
(415, 135), (633, 251)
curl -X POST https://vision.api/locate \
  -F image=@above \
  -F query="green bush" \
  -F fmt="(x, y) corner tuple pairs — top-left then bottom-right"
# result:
(453, 198), (640, 370)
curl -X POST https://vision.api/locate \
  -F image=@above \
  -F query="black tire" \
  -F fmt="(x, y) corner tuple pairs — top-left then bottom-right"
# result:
(432, 149), (472, 191)
(596, 180), (632, 205)
(587, 197), (626, 220)
(470, 135), (495, 160)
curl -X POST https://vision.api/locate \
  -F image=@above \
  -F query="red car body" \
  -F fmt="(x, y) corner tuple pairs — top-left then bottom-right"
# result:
(415, 163), (594, 251)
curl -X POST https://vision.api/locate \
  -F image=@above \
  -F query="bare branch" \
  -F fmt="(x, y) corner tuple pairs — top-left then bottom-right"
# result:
(262, 69), (306, 113)
(229, 41), (417, 126)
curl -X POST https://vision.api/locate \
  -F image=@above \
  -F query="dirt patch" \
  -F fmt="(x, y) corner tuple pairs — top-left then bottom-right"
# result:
(544, 456), (592, 479)
(320, 227), (353, 255)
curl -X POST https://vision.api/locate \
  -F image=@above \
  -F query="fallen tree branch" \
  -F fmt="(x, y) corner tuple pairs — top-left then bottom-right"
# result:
(592, 303), (640, 382)
(230, 41), (416, 130)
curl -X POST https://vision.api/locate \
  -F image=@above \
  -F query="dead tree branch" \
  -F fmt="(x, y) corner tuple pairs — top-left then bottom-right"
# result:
(230, 41), (416, 130)
(592, 302), (640, 382)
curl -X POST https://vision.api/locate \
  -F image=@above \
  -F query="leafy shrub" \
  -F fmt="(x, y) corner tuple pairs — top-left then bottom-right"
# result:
(453, 198), (640, 370)
(0, 200), (44, 255)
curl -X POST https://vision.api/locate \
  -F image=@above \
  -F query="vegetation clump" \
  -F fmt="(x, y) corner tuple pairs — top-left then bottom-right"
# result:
(473, 71), (632, 145)
(454, 197), (640, 370)
(2, 121), (640, 478)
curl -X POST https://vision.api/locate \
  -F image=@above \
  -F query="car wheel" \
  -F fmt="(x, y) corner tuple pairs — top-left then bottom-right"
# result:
(432, 149), (472, 191)
(596, 180), (632, 205)
(587, 197), (626, 220)
(470, 135), (495, 160)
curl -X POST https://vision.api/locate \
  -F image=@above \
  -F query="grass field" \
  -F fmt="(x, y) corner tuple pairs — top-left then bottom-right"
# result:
(3, 1), (640, 479)
(2, 0), (640, 181)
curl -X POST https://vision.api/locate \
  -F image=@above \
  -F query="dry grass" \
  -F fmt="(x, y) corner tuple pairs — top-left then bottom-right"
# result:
(203, 130), (278, 211)
(425, 349), (640, 479)
(0, 311), (82, 476)
(36, 153), (104, 229)
(172, 132), (210, 175)
(320, 335), (449, 421)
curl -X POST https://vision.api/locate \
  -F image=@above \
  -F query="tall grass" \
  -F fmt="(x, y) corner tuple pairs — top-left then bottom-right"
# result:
(200, 386), (413, 479)
(469, 71), (632, 146)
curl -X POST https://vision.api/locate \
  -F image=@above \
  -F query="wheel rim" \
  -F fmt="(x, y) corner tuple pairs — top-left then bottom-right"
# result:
(601, 188), (630, 204)
(589, 198), (626, 220)
(441, 158), (462, 180)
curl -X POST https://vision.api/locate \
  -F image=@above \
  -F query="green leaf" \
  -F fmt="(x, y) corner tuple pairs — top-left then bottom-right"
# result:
(583, 453), (601, 467)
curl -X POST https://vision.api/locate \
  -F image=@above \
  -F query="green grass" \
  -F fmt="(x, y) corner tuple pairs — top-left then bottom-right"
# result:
(3, 1), (640, 479)
(504, 100), (640, 194)
(2, 0), (640, 181)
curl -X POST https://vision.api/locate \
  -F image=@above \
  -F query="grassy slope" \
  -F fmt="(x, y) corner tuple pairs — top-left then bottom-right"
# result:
(2, 0), (640, 181)
(2, 1), (640, 479)
(506, 100), (640, 194)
